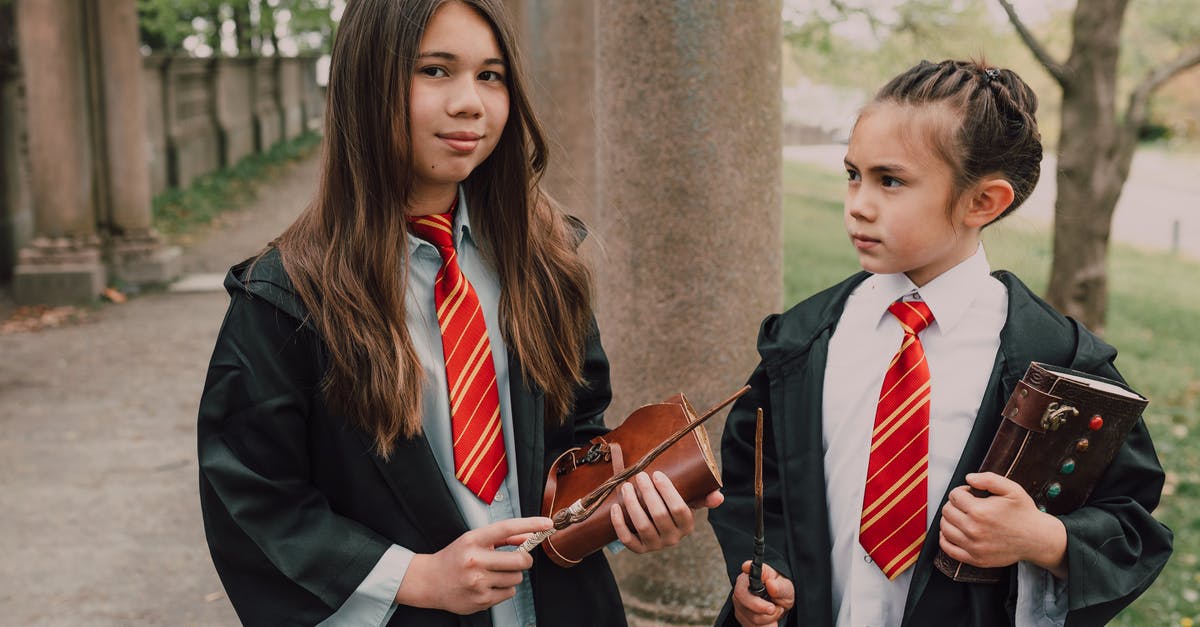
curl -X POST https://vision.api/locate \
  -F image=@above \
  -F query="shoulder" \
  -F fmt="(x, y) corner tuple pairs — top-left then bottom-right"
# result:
(993, 270), (1118, 374)
(224, 247), (312, 326)
(757, 272), (870, 365)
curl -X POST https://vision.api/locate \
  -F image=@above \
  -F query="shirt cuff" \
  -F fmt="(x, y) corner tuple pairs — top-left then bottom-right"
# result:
(1014, 560), (1068, 627)
(606, 539), (626, 555)
(318, 545), (413, 627)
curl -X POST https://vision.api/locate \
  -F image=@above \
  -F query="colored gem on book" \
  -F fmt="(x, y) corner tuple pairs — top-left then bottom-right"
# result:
(1089, 415), (1104, 431)
(1060, 459), (1076, 474)
(1075, 438), (1090, 452)
(1046, 482), (1063, 499)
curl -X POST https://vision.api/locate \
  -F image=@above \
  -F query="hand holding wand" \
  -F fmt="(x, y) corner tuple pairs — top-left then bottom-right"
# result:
(518, 385), (751, 553)
(747, 407), (770, 600)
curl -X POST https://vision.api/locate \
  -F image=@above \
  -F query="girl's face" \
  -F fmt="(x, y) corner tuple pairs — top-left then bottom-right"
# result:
(408, 1), (510, 203)
(842, 104), (980, 287)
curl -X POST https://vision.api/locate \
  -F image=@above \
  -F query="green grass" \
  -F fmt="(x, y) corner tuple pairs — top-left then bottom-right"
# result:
(152, 132), (322, 237)
(783, 160), (1200, 626)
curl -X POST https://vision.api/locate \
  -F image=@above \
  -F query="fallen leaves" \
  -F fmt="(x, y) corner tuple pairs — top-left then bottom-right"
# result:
(0, 305), (89, 335)
(102, 287), (128, 304)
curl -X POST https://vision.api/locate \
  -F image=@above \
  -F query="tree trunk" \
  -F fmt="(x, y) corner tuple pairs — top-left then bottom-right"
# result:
(1045, 0), (1133, 336)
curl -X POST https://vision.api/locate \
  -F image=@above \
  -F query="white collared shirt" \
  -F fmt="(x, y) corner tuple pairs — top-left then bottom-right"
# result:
(822, 245), (1066, 627)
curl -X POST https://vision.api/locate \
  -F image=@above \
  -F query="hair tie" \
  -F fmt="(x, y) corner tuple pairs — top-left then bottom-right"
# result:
(985, 68), (1001, 81)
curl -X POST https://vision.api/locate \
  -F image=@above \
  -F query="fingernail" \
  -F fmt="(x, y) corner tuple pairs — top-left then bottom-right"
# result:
(653, 470), (666, 481)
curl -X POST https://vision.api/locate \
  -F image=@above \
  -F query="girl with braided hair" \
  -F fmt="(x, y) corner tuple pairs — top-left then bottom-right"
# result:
(710, 59), (1170, 626)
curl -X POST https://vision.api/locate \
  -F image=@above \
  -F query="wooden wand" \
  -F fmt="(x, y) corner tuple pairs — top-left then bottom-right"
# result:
(518, 385), (751, 553)
(748, 407), (770, 599)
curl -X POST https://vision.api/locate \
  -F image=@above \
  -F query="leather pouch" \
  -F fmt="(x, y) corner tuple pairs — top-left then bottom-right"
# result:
(540, 393), (723, 568)
(934, 362), (1149, 583)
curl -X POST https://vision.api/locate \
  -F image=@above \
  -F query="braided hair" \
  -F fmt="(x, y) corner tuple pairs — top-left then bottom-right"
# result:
(869, 59), (1043, 222)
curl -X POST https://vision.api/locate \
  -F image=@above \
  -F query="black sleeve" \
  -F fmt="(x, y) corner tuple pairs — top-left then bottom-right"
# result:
(197, 292), (391, 625)
(709, 356), (794, 626)
(1061, 358), (1172, 625)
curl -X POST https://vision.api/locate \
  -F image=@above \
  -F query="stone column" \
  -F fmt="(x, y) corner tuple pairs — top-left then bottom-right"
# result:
(252, 56), (282, 152)
(12, 0), (106, 304)
(92, 0), (179, 285)
(142, 54), (170, 197)
(299, 55), (325, 132)
(213, 57), (257, 166)
(1, 2), (33, 280)
(595, 2), (782, 623)
(165, 57), (220, 189)
(277, 57), (305, 140)
(522, 0), (597, 227)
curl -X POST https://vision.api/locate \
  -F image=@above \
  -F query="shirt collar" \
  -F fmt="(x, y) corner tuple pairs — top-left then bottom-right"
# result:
(868, 244), (993, 335)
(406, 185), (473, 256)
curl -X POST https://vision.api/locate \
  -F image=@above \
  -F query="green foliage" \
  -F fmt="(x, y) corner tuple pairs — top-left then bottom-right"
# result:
(138, 0), (336, 56)
(152, 132), (321, 237)
(783, 159), (1200, 627)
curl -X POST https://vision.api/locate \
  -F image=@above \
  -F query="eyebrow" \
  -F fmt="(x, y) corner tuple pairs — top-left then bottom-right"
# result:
(843, 158), (911, 176)
(416, 51), (506, 66)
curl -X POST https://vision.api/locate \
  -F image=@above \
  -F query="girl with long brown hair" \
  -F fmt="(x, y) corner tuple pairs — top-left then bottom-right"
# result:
(197, 1), (720, 624)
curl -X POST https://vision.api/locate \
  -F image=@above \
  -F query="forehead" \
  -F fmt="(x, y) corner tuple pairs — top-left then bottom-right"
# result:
(420, 2), (504, 59)
(846, 103), (954, 174)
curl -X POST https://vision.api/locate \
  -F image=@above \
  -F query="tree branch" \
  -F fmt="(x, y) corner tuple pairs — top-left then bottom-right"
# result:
(995, 0), (1067, 85)
(1126, 43), (1200, 132)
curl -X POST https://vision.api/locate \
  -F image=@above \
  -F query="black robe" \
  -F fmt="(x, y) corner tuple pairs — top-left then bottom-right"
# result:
(197, 249), (626, 626)
(709, 271), (1171, 627)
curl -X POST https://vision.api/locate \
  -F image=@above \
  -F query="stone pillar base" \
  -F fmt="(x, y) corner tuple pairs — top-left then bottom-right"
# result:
(13, 237), (107, 305)
(108, 230), (182, 286)
(609, 514), (729, 625)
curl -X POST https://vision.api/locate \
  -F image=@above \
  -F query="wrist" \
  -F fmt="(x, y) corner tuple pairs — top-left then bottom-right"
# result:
(1026, 512), (1068, 578)
(395, 553), (435, 608)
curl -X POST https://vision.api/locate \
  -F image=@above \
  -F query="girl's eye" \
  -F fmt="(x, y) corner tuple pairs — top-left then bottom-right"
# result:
(846, 169), (860, 182)
(882, 175), (903, 188)
(478, 70), (505, 82)
(419, 66), (448, 78)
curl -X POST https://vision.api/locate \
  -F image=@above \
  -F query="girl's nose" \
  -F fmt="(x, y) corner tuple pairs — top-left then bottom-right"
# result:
(846, 192), (875, 222)
(449, 78), (484, 118)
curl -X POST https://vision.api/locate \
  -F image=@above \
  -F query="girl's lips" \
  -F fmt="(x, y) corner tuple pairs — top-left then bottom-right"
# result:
(851, 234), (880, 250)
(438, 133), (482, 153)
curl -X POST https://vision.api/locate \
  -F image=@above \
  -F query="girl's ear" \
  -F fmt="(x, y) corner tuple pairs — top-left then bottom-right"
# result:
(964, 177), (1015, 229)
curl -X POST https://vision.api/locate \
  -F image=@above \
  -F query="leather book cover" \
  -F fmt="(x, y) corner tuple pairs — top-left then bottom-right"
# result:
(934, 362), (1149, 583)
(539, 393), (722, 568)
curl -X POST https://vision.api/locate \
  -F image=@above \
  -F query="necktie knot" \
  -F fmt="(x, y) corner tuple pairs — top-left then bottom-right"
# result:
(888, 299), (934, 336)
(408, 212), (456, 251)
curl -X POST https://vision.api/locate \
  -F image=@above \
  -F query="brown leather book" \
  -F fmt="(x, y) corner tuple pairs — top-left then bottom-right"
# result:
(934, 362), (1149, 583)
(539, 393), (722, 568)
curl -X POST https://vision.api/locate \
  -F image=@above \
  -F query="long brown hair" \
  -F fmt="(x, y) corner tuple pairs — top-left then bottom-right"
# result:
(870, 59), (1043, 222)
(273, 0), (593, 457)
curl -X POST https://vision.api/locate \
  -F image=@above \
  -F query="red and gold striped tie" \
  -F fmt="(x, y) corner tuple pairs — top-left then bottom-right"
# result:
(409, 209), (507, 504)
(860, 299), (934, 580)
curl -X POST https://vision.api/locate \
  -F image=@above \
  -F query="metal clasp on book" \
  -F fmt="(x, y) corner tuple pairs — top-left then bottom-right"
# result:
(558, 441), (611, 475)
(582, 441), (611, 464)
(1041, 402), (1079, 431)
